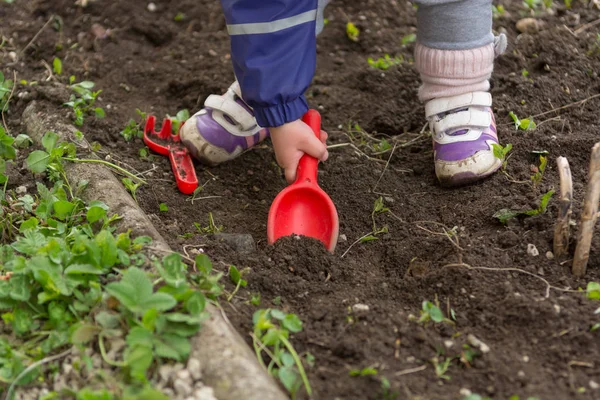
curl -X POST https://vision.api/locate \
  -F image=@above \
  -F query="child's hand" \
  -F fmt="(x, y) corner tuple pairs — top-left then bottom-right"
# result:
(270, 119), (329, 183)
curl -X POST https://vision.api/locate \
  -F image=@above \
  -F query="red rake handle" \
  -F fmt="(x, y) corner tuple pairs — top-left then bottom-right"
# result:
(295, 110), (321, 184)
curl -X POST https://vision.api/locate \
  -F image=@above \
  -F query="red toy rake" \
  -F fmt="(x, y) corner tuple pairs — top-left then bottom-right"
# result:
(143, 116), (198, 195)
(267, 110), (339, 253)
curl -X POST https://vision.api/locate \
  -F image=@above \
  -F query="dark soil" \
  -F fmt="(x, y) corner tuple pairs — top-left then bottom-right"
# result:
(2, 0), (600, 399)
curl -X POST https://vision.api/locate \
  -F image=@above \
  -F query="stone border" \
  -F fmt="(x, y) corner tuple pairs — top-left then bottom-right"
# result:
(22, 101), (288, 400)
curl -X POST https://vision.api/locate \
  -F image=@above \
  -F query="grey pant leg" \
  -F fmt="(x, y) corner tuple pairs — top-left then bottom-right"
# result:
(414, 0), (493, 50)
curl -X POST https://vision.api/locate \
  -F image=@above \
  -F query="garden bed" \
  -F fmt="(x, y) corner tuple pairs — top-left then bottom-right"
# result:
(1, 0), (600, 399)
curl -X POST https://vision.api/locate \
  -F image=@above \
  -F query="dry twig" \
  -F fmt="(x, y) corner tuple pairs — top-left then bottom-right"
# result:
(553, 157), (572, 258)
(573, 143), (600, 277)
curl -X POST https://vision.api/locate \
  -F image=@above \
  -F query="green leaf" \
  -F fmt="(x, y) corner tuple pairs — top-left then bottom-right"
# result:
(159, 203), (168, 212)
(126, 327), (154, 348)
(26, 150), (50, 173)
(587, 282), (600, 300)
(141, 293), (177, 312)
(42, 131), (59, 153)
(271, 309), (286, 320)
(125, 344), (154, 374)
(157, 253), (187, 288)
(279, 366), (300, 392)
(105, 267), (153, 312)
(12, 230), (47, 255)
(185, 291), (206, 315)
(12, 307), (34, 336)
(53, 200), (75, 219)
(19, 217), (39, 232)
(64, 264), (103, 275)
(95, 230), (118, 268)
(70, 322), (99, 345)
(53, 57), (62, 75)
(164, 313), (202, 325)
(360, 235), (379, 243)
(9, 274), (31, 301)
(282, 314), (303, 333)
(0, 129), (16, 160)
(154, 333), (191, 361)
(196, 254), (212, 275)
(281, 351), (295, 367)
(94, 108), (105, 118)
(229, 265), (241, 285)
(142, 308), (158, 330)
(128, 387), (169, 400)
(86, 206), (106, 223)
(78, 81), (95, 89)
(95, 311), (120, 329)
(14, 134), (32, 148)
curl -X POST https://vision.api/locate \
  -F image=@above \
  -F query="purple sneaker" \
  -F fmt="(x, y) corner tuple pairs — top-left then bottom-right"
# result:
(180, 81), (269, 166)
(425, 92), (502, 186)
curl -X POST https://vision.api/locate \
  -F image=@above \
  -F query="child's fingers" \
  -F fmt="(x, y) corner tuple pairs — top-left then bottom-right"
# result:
(320, 129), (328, 144)
(299, 132), (329, 162)
(284, 164), (297, 184)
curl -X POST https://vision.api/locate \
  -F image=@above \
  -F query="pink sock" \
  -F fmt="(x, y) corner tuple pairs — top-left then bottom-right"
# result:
(415, 43), (495, 102)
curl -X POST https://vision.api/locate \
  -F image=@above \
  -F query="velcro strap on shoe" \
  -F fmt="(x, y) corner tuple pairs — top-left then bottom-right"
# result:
(426, 92), (492, 119)
(204, 95), (256, 131)
(433, 109), (491, 134)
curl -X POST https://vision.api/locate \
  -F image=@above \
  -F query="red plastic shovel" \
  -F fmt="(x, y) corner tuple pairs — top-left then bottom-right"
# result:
(267, 110), (339, 253)
(143, 116), (199, 195)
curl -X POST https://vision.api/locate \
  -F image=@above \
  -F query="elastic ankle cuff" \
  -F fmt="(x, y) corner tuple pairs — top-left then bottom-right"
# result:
(416, 43), (495, 102)
(415, 43), (495, 79)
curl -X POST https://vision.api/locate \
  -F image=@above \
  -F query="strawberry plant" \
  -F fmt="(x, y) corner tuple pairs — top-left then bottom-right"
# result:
(120, 109), (147, 142)
(492, 143), (513, 170)
(494, 190), (554, 224)
(252, 309), (311, 399)
(346, 22), (359, 42)
(509, 111), (536, 131)
(530, 155), (547, 186)
(64, 77), (105, 126)
(367, 54), (403, 71)
(167, 109), (189, 135)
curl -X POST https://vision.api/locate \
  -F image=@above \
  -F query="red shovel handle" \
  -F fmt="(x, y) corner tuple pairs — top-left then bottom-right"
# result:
(295, 110), (321, 184)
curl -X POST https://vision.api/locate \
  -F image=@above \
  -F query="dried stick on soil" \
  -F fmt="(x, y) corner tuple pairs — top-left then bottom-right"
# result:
(573, 143), (600, 277)
(553, 157), (573, 258)
(20, 15), (55, 55)
(442, 263), (580, 298)
(393, 365), (427, 377)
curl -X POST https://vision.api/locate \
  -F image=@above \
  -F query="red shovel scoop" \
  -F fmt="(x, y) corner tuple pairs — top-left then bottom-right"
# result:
(267, 110), (339, 253)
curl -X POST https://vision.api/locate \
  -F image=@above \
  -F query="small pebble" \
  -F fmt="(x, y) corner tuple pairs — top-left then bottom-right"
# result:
(523, 355), (529, 362)
(546, 251), (554, 260)
(590, 380), (599, 390)
(208, 49), (218, 57)
(339, 234), (347, 242)
(467, 334), (490, 353)
(8, 51), (17, 62)
(527, 244), (539, 257)
(187, 358), (202, 381)
(444, 340), (454, 348)
(352, 303), (369, 313)
(174, 379), (193, 397)
(147, 2), (157, 12)
(517, 370), (525, 378)
(15, 186), (27, 194)
(176, 369), (192, 383)
(158, 364), (175, 384)
(459, 388), (472, 397)
(516, 18), (543, 34)
(194, 387), (217, 400)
